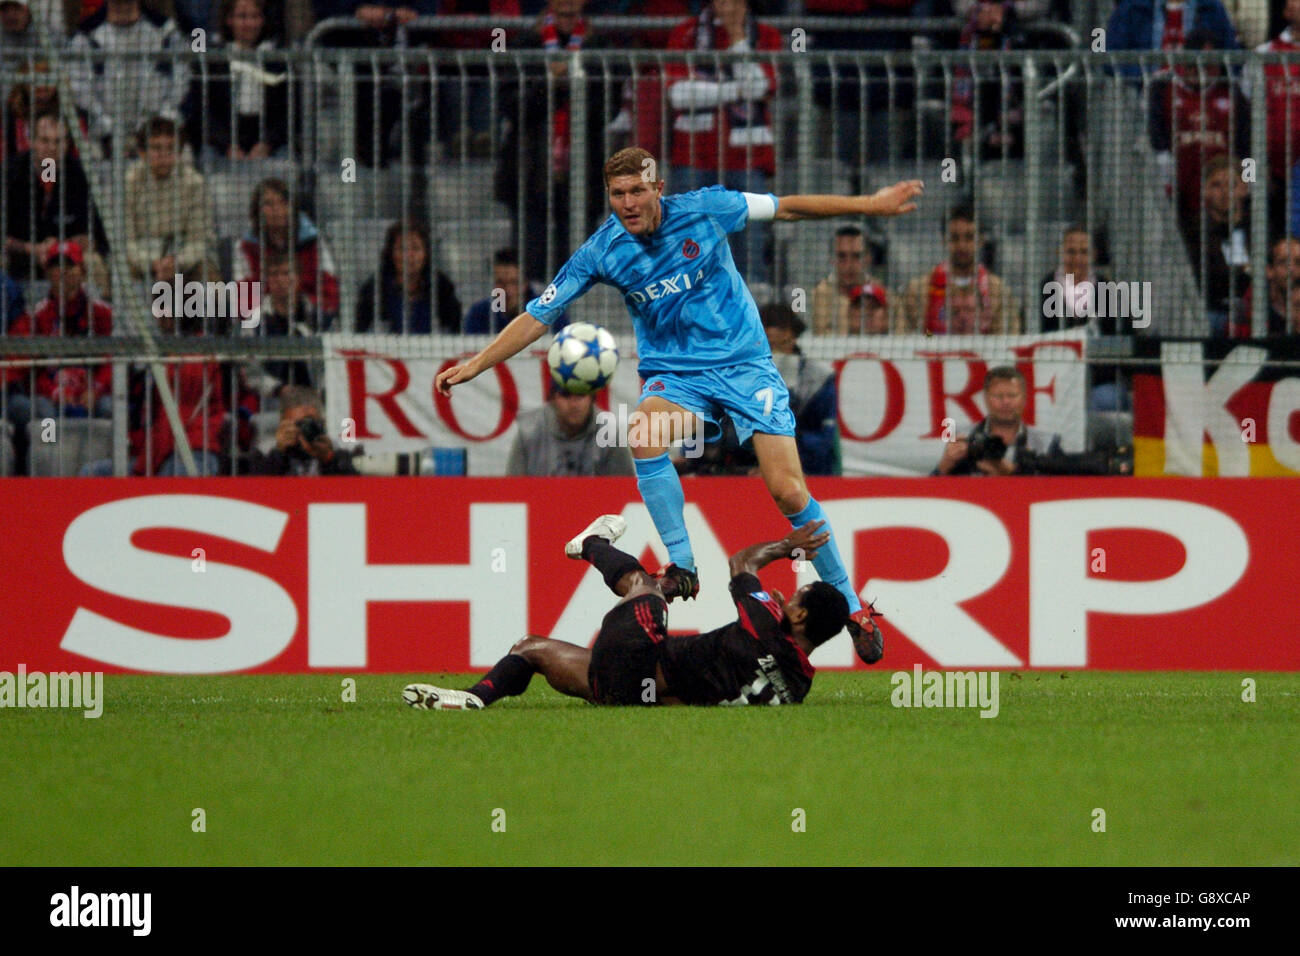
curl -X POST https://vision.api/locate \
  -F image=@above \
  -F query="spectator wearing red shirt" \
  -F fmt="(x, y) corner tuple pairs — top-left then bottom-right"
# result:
(8, 241), (114, 419)
(1150, 28), (1250, 223)
(1254, 0), (1300, 194)
(664, 0), (779, 284)
(234, 177), (339, 319)
(80, 308), (232, 476)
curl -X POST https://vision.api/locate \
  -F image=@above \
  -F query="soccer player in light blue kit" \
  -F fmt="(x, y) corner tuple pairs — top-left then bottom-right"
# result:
(436, 146), (923, 656)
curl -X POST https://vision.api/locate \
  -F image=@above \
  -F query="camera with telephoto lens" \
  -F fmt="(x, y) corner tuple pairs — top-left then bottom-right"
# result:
(297, 416), (326, 443)
(1017, 445), (1132, 476)
(965, 431), (1008, 463)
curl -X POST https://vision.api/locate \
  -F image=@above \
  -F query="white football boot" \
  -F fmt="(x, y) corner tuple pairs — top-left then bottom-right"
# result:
(564, 514), (628, 559)
(402, 684), (484, 710)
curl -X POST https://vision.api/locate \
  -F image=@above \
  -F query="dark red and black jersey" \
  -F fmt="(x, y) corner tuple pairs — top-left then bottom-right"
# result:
(659, 573), (815, 706)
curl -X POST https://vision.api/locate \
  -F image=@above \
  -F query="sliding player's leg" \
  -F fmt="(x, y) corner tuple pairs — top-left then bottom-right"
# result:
(403, 635), (596, 710)
(628, 391), (707, 598)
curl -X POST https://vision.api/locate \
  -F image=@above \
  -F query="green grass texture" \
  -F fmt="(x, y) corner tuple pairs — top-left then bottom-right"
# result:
(2, 672), (1295, 866)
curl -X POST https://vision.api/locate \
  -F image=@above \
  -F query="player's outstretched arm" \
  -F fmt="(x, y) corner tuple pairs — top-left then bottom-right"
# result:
(728, 521), (831, 578)
(435, 312), (550, 396)
(774, 180), (925, 221)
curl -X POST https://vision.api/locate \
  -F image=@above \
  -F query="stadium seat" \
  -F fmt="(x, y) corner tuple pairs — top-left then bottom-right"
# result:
(28, 418), (113, 477)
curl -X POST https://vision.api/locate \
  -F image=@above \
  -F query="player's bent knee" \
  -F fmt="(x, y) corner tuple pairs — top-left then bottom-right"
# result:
(766, 476), (809, 515)
(509, 634), (549, 660)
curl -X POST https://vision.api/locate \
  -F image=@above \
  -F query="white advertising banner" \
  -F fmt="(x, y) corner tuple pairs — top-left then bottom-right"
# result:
(322, 331), (1088, 476)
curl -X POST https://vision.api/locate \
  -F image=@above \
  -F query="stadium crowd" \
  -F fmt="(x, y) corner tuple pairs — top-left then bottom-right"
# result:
(0, 0), (1296, 475)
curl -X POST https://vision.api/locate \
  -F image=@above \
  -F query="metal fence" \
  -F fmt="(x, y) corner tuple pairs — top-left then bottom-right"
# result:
(2, 43), (1298, 476)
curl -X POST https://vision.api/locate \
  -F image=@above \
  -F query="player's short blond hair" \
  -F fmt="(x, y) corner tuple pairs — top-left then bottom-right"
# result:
(603, 147), (659, 187)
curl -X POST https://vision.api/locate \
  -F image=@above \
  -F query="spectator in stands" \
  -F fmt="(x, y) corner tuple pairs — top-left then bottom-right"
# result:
(1233, 236), (1300, 336)
(932, 365), (1065, 476)
(1105, 0), (1237, 80)
(355, 218), (461, 334)
(1038, 225), (1132, 411)
(312, 0), (435, 167)
(81, 308), (232, 475)
(494, 0), (610, 284)
(0, 267), (36, 474)
(2, 63), (77, 162)
(1256, 0), (1300, 185)
(952, 1), (1030, 160)
(761, 303), (838, 476)
(844, 281), (890, 334)
(69, 0), (186, 155)
(463, 247), (567, 335)
(248, 385), (358, 474)
(896, 204), (1020, 334)
(1276, 278), (1300, 335)
(240, 254), (319, 405)
(183, 0), (290, 163)
(19, 241), (114, 417)
(1038, 225), (1113, 333)
(1225, 0), (1268, 47)
(125, 116), (221, 296)
(506, 382), (634, 476)
(5, 242), (113, 474)
(951, 0), (1047, 21)
(236, 177), (339, 314)
(3, 111), (109, 290)
(1181, 154), (1249, 335)
(664, 0), (779, 284)
(807, 0), (920, 182)
(0, 0), (39, 52)
(810, 225), (882, 336)
(1150, 28), (1249, 224)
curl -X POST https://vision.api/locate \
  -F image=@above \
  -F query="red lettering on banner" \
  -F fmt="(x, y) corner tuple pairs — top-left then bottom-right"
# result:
(340, 349), (423, 439)
(917, 352), (986, 438)
(434, 355), (520, 441)
(834, 353), (905, 442)
(1010, 340), (1083, 426)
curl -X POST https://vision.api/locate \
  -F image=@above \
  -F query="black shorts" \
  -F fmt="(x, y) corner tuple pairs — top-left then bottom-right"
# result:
(587, 593), (669, 706)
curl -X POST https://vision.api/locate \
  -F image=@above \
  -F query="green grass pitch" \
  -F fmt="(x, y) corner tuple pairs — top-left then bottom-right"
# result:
(3, 672), (1297, 866)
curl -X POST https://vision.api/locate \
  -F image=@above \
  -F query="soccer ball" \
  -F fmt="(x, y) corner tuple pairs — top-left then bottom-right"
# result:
(547, 322), (619, 395)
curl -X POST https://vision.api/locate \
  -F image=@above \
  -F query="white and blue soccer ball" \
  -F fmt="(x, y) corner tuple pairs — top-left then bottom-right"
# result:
(547, 322), (619, 395)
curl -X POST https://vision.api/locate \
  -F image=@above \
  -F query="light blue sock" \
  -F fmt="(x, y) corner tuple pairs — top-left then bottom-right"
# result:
(634, 453), (694, 572)
(786, 496), (861, 613)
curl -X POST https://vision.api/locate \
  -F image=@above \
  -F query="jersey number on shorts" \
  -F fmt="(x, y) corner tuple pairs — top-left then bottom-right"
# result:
(754, 387), (774, 418)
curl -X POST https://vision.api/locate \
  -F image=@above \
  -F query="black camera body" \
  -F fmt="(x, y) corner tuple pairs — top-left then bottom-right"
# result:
(297, 416), (326, 443)
(966, 431), (1008, 463)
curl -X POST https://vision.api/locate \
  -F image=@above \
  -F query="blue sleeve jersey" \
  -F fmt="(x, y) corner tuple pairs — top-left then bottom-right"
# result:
(525, 186), (777, 376)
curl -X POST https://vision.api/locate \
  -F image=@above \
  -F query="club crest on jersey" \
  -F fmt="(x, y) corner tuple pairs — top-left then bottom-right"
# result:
(627, 268), (706, 304)
(646, 380), (666, 392)
(681, 238), (700, 259)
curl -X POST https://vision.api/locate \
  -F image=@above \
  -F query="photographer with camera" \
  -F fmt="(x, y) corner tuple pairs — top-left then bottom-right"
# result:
(250, 386), (356, 476)
(933, 366), (1130, 477)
